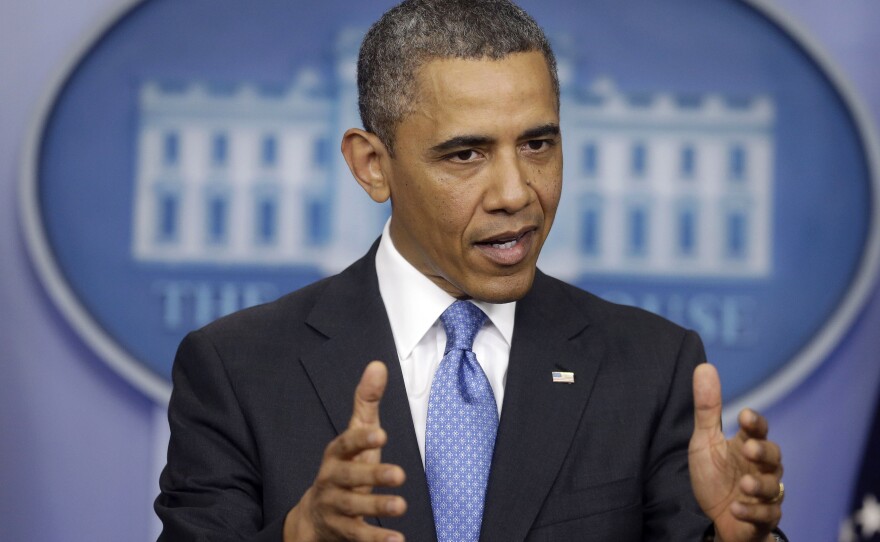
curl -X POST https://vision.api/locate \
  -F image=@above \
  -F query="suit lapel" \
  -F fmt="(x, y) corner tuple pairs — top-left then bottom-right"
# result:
(299, 245), (437, 541)
(481, 272), (605, 541)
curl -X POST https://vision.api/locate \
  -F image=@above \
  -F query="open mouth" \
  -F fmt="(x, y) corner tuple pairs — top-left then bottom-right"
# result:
(474, 228), (537, 266)
(490, 238), (520, 250)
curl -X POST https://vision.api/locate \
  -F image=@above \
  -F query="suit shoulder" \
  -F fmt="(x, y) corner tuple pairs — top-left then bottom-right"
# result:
(537, 274), (705, 397)
(197, 244), (379, 341)
(541, 274), (692, 347)
(194, 274), (333, 345)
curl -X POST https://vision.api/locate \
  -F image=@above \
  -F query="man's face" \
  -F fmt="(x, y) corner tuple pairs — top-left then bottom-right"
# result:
(385, 51), (562, 303)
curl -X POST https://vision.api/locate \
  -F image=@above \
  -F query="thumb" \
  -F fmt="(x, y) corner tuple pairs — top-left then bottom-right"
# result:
(692, 363), (723, 435)
(350, 360), (388, 429)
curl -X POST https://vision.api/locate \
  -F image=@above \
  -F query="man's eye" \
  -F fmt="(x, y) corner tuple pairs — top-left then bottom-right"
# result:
(525, 140), (550, 151)
(451, 149), (478, 161)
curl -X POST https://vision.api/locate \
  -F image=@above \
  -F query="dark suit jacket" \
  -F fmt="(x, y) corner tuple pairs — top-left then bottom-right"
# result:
(156, 243), (712, 541)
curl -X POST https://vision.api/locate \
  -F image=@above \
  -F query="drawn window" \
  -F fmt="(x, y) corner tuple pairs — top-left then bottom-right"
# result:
(680, 145), (696, 179)
(631, 143), (647, 178)
(726, 210), (748, 259)
(627, 206), (649, 256)
(306, 200), (327, 246)
(162, 132), (179, 166)
(677, 207), (697, 256)
(156, 191), (179, 242)
(583, 142), (599, 178)
(312, 137), (331, 165)
(580, 201), (601, 256)
(207, 195), (228, 244)
(212, 133), (228, 167)
(261, 135), (277, 167)
(256, 196), (278, 245)
(729, 144), (747, 181)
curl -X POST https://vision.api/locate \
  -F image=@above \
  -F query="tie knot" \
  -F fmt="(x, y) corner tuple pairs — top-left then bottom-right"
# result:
(440, 300), (487, 353)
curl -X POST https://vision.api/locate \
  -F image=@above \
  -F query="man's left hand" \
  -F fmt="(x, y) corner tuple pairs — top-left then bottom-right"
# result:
(689, 363), (784, 542)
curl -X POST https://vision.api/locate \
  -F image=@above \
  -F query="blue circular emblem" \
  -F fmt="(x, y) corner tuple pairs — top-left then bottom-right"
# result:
(21, 0), (880, 414)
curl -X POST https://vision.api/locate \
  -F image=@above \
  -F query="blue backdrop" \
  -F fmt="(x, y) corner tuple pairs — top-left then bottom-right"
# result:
(2, 0), (879, 540)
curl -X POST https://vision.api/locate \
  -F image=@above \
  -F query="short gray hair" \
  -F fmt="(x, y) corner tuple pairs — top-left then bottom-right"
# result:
(358, 0), (559, 154)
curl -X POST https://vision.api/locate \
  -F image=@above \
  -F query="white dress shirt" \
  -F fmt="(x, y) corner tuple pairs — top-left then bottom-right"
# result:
(375, 220), (516, 464)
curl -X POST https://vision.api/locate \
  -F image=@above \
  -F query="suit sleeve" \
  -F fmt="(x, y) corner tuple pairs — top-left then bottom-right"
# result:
(154, 330), (287, 542)
(642, 329), (713, 540)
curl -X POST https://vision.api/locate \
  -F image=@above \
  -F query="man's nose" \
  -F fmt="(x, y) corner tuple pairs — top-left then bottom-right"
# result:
(483, 150), (533, 214)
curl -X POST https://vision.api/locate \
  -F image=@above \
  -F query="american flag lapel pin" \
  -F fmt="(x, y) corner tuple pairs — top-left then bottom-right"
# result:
(552, 371), (575, 384)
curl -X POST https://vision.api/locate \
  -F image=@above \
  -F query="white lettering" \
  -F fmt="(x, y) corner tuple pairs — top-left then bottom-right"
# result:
(153, 281), (279, 330)
(600, 290), (757, 347)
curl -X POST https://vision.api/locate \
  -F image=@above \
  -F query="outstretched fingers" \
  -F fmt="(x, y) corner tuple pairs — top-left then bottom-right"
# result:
(740, 436), (783, 475)
(317, 446), (406, 490)
(692, 363), (722, 430)
(312, 484), (407, 518)
(728, 498), (783, 528)
(325, 427), (387, 460)
(351, 360), (388, 428)
(284, 361), (407, 541)
(692, 363), (723, 437)
(739, 472), (783, 502)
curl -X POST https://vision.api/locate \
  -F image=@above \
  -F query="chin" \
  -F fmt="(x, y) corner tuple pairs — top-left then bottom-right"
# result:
(469, 270), (536, 303)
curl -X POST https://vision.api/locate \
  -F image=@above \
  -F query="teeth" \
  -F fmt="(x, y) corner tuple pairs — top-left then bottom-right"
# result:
(492, 239), (517, 249)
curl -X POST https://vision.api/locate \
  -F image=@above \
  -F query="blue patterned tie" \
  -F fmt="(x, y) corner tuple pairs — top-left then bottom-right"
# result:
(425, 300), (498, 542)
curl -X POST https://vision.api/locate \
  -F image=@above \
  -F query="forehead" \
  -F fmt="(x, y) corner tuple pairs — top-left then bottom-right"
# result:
(403, 51), (558, 141)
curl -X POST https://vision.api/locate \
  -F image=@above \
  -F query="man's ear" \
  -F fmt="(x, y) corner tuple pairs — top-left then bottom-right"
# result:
(341, 128), (392, 203)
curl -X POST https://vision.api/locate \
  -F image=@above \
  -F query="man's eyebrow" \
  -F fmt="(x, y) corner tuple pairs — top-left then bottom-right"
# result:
(427, 123), (560, 155)
(429, 135), (495, 155)
(520, 123), (560, 140)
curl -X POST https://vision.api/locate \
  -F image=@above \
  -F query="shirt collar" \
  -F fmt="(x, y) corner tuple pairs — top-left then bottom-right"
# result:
(375, 219), (516, 359)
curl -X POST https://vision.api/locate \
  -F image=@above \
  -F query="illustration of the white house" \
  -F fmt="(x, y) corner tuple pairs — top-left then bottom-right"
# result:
(131, 31), (775, 280)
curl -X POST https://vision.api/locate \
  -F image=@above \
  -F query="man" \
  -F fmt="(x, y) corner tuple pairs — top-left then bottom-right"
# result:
(156, 1), (786, 540)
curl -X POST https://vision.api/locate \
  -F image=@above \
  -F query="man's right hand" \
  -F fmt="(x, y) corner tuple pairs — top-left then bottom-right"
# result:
(283, 361), (407, 542)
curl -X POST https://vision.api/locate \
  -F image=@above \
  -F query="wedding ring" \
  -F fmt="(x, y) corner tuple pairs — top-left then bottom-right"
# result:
(769, 481), (784, 504)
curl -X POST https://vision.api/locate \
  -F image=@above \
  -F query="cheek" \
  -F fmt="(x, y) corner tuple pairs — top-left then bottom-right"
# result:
(434, 185), (478, 229)
(435, 201), (471, 241)
(537, 174), (562, 213)
(530, 157), (563, 200)
(546, 161), (564, 198)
